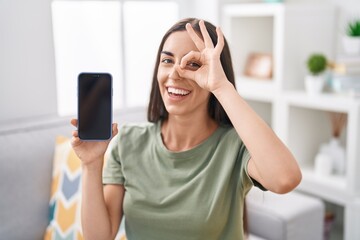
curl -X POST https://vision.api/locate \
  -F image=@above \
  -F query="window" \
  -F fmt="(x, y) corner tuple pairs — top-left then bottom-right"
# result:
(123, 1), (178, 107)
(51, 1), (123, 116)
(51, 0), (179, 116)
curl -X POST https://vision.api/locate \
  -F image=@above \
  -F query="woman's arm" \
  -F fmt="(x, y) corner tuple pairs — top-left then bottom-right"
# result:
(212, 81), (302, 194)
(70, 119), (124, 239)
(81, 160), (125, 240)
(177, 20), (301, 194)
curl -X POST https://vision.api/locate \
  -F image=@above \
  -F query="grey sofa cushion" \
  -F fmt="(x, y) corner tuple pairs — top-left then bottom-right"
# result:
(0, 119), (72, 240)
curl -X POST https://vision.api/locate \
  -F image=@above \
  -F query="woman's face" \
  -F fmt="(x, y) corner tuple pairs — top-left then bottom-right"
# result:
(157, 31), (210, 118)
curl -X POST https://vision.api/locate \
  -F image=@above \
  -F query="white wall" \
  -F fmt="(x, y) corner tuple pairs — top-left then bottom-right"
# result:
(0, 0), (58, 123)
(193, 0), (220, 25)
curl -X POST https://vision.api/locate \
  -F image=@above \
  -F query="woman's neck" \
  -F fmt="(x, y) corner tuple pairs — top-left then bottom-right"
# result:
(161, 115), (218, 152)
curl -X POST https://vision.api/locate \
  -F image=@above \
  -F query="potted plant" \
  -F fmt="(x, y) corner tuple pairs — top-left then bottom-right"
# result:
(342, 19), (360, 55)
(305, 53), (327, 95)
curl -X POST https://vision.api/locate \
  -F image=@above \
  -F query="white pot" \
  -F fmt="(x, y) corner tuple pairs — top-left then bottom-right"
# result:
(342, 36), (360, 55)
(328, 138), (346, 175)
(314, 153), (333, 176)
(318, 137), (346, 175)
(305, 74), (325, 95)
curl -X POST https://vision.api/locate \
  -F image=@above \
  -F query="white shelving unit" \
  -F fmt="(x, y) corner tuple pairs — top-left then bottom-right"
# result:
(222, 3), (360, 240)
(282, 91), (360, 240)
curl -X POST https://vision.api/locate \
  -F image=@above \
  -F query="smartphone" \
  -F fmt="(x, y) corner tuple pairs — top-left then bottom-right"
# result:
(78, 73), (112, 140)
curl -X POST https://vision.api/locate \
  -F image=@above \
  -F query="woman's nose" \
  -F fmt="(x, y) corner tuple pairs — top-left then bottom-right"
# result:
(169, 64), (181, 80)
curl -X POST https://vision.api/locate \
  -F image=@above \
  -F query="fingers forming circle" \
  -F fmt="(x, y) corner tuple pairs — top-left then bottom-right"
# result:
(215, 27), (225, 55)
(186, 23), (205, 51)
(199, 20), (214, 49)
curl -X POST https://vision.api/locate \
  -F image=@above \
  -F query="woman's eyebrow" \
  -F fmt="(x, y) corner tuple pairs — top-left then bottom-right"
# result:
(161, 51), (174, 57)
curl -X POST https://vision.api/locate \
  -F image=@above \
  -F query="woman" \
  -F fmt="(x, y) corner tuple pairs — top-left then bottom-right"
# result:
(71, 18), (302, 240)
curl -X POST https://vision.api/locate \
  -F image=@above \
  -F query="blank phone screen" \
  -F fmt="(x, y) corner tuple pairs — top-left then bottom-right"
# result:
(78, 73), (112, 140)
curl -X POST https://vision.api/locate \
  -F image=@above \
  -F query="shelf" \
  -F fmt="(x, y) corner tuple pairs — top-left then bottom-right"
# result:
(283, 90), (360, 112)
(298, 168), (349, 206)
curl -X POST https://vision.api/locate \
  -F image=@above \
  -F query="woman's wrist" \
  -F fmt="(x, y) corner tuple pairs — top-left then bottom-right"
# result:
(211, 79), (235, 99)
(81, 158), (104, 172)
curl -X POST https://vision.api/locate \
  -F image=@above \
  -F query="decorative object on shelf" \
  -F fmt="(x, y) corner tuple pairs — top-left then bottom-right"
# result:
(342, 19), (360, 55)
(328, 58), (360, 97)
(325, 137), (346, 175)
(244, 53), (273, 79)
(314, 152), (333, 176)
(328, 112), (347, 175)
(305, 53), (328, 95)
(315, 112), (347, 176)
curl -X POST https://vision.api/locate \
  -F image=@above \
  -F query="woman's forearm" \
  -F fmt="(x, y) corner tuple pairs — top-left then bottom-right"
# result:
(81, 160), (113, 240)
(213, 81), (302, 193)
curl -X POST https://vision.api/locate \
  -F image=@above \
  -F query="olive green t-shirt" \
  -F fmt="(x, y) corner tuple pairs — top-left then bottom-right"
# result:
(103, 122), (254, 240)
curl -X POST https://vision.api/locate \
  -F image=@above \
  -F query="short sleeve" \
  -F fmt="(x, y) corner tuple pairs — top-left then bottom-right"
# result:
(240, 144), (267, 192)
(240, 145), (253, 194)
(103, 134), (125, 185)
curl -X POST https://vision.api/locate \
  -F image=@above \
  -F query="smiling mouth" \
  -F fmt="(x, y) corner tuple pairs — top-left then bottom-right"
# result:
(167, 87), (191, 97)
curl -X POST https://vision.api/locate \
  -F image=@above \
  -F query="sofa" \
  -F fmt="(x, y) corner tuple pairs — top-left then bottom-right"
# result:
(0, 112), (325, 240)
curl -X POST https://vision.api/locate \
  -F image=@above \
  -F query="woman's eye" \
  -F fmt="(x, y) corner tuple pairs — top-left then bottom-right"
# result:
(161, 58), (173, 64)
(187, 61), (201, 70)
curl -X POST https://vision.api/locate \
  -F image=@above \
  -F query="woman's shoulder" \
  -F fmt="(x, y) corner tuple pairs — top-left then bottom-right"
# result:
(218, 125), (243, 144)
(110, 122), (158, 151)
(119, 121), (158, 139)
(219, 124), (237, 137)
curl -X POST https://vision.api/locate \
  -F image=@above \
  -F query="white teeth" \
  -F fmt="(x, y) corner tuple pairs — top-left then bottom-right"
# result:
(167, 87), (190, 96)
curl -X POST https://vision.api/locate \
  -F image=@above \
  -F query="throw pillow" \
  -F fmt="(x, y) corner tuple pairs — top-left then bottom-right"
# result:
(44, 136), (126, 240)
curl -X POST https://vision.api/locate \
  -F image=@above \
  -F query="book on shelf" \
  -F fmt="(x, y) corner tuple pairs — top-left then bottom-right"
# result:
(331, 56), (360, 75)
(328, 56), (360, 97)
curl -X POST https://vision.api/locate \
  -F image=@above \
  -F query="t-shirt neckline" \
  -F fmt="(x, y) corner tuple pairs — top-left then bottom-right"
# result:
(155, 121), (226, 160)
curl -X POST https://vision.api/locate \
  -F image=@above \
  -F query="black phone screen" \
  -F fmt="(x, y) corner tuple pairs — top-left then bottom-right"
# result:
(78, 73), (112, 140)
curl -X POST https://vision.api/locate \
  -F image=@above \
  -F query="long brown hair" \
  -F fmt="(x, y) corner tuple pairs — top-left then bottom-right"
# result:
(147, 18), (236, 126)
